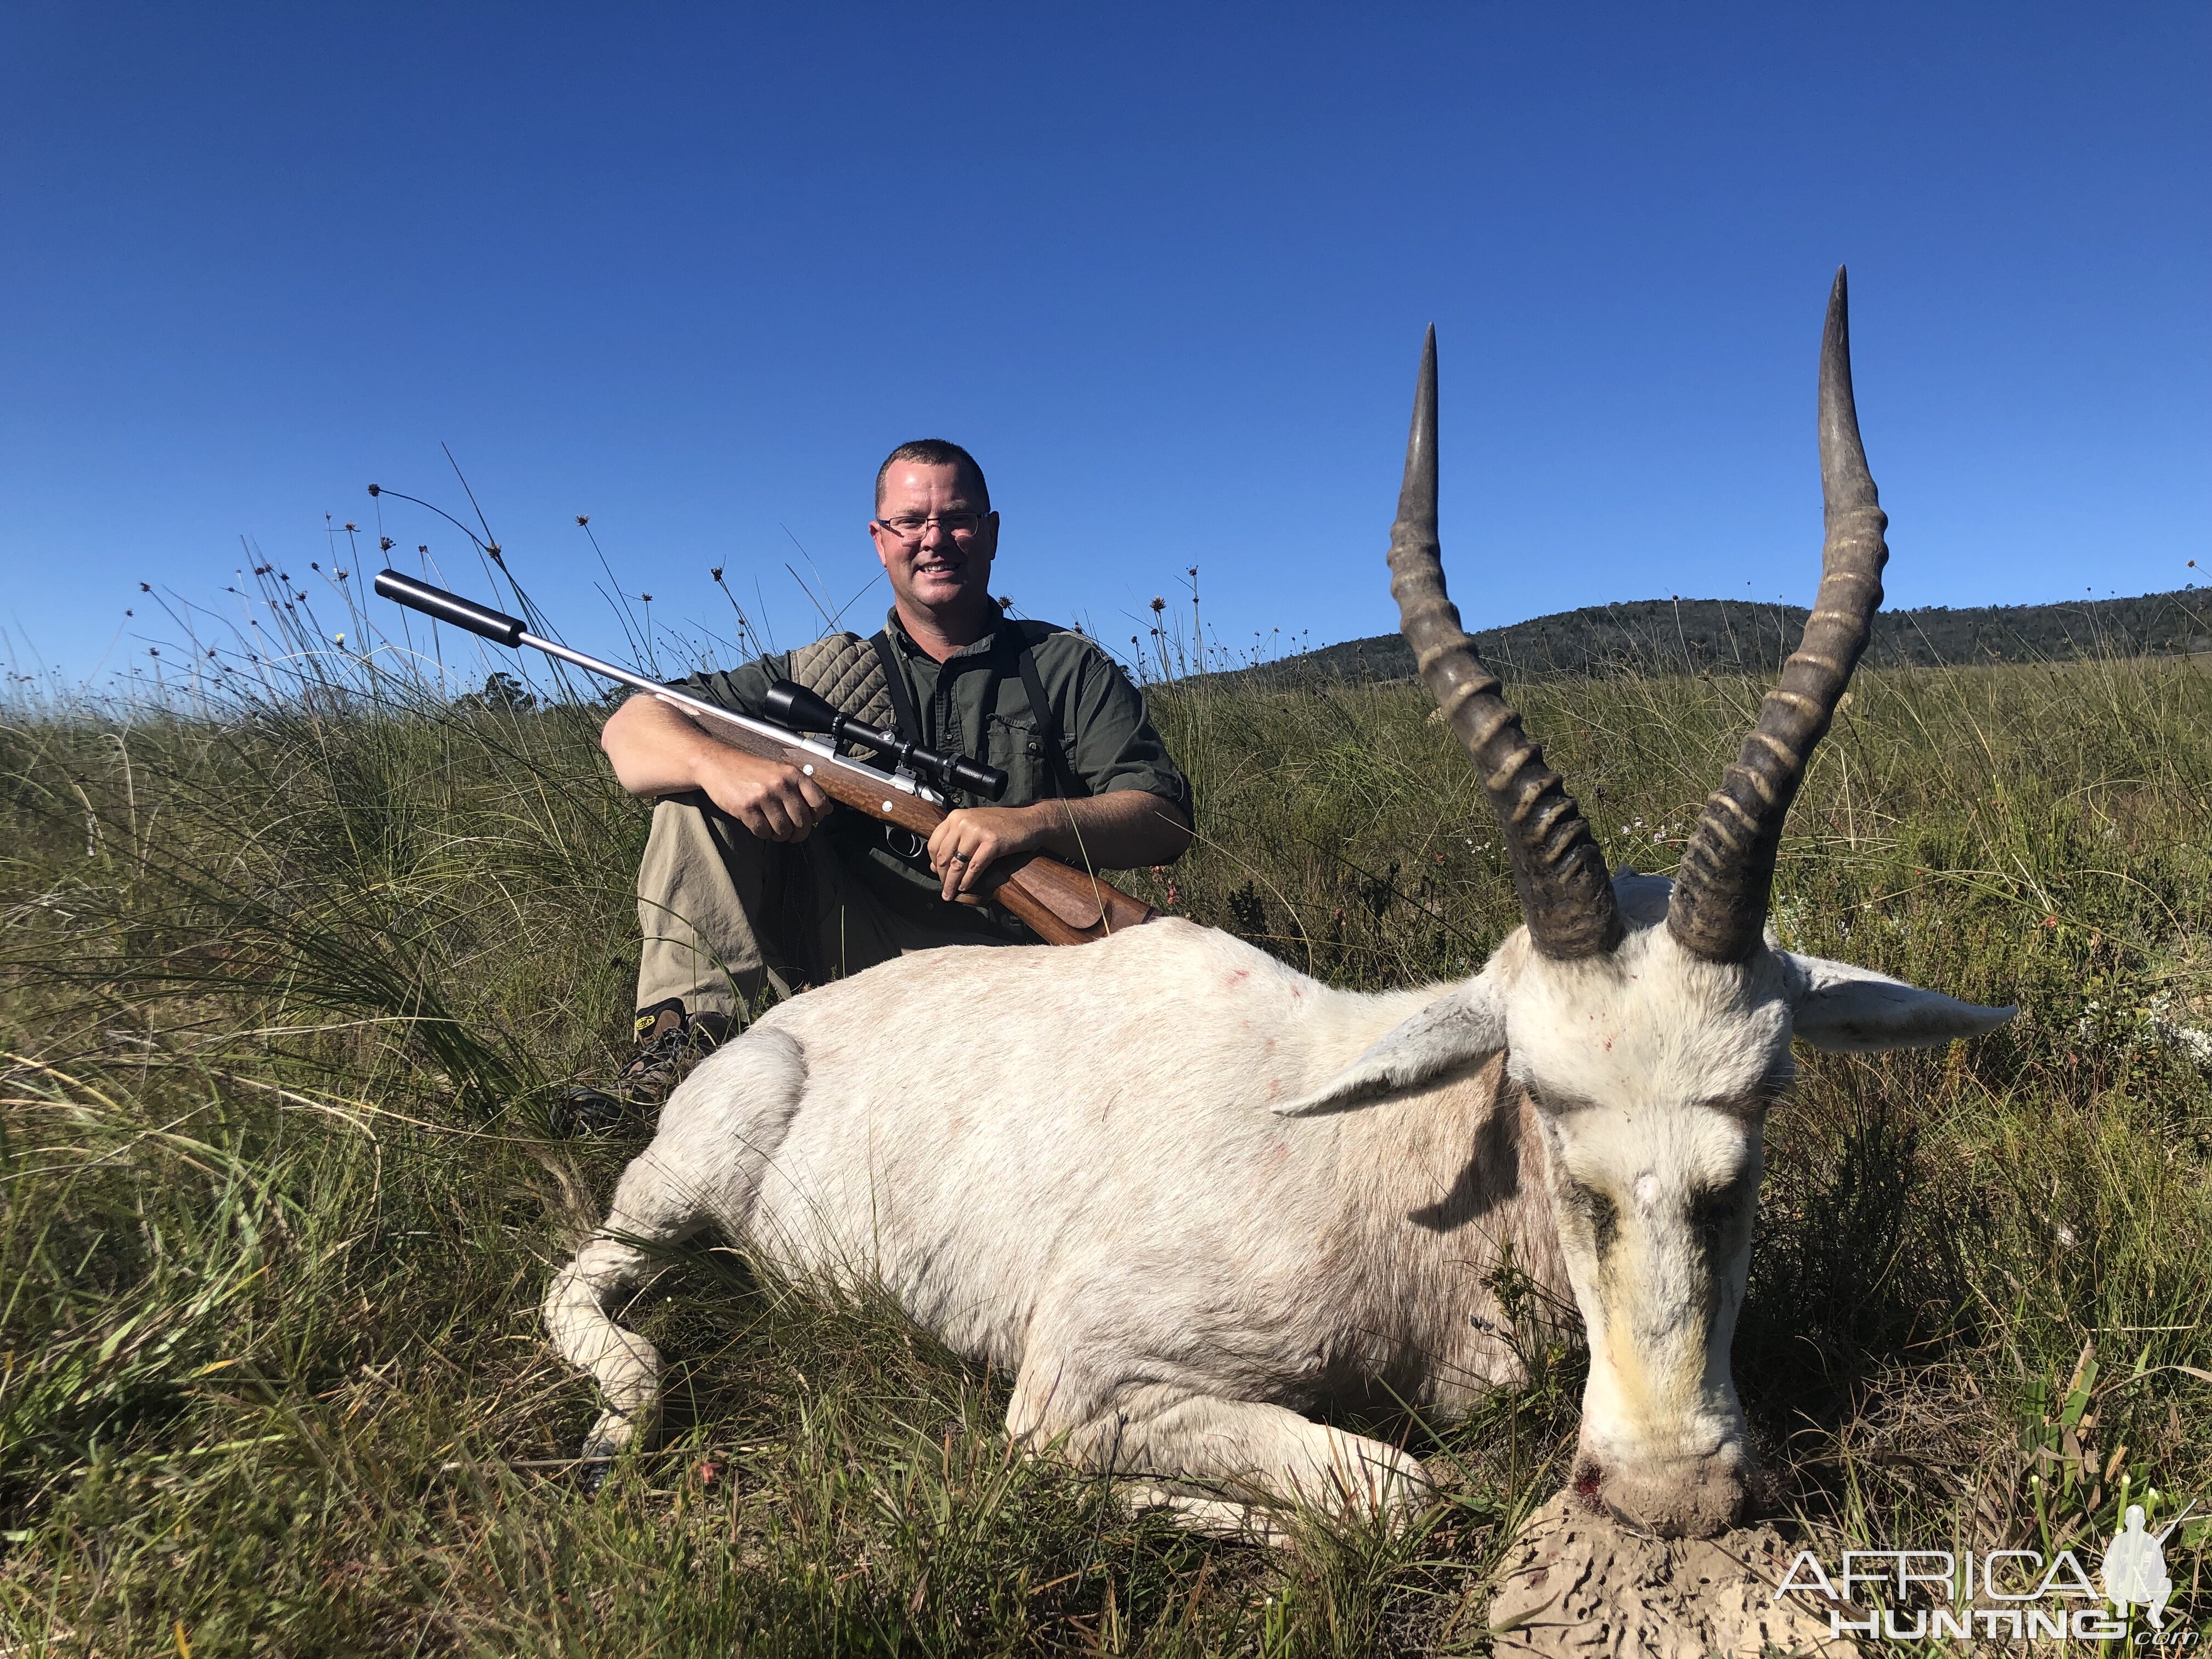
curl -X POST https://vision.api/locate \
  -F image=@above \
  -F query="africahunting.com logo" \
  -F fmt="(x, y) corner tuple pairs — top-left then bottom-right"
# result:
(1775, 1503), (2198, 1644)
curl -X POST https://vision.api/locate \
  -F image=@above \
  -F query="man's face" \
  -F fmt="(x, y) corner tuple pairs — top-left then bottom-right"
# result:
(871, 461), (998, 620)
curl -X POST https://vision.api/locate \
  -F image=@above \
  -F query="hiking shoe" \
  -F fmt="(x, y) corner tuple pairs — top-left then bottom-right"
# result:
(546, 1082), (624, 1138)
(617, 1000), (733, 1106)
(548, 1001), (733, 1137)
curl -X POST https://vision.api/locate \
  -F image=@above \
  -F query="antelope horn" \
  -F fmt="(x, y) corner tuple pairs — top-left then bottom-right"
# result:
(1668, 267), (1889, 962)
(1388, 326), (1622, 960)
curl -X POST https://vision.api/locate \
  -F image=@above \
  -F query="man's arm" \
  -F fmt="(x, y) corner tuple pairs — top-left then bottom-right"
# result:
(925, 791), (1193, 902)
(600, 692), (832, 843)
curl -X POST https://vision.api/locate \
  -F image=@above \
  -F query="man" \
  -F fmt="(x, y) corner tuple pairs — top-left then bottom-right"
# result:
(574, 438), (1193, 1119)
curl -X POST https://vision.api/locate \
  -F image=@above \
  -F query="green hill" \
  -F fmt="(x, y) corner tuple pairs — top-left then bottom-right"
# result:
(1232, 586), (2212, 685)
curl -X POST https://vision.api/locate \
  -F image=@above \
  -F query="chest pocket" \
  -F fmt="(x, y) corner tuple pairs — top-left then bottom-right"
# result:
(973, 711), (1052, 806)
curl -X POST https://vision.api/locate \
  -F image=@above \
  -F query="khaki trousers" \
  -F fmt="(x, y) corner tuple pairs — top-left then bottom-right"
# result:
(633, 795), (1011, 1020)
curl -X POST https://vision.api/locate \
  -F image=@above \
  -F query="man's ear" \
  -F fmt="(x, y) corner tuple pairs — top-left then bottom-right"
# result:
(1274, 983), (1505, 1117)
(1784, 952), (2016, 1052)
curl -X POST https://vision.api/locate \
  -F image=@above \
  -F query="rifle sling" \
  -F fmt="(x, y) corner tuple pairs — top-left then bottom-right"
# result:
(1015, 644), (1083, 799)
(870, 631), (926, 749)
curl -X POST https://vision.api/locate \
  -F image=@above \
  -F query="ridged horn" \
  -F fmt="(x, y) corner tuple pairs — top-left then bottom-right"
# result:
(1668, 267), (1889, 962)
(1389, 326), (1622, 960)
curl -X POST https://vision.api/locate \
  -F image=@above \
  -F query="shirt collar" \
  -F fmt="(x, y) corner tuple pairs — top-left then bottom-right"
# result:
(884, 607), (1003, 665)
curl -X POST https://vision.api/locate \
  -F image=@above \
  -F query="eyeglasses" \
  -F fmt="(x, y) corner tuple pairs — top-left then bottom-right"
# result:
(873, 511), (988, 545)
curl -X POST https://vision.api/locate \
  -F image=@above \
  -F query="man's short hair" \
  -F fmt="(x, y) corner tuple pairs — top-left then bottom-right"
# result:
(874, 439), (990, 515)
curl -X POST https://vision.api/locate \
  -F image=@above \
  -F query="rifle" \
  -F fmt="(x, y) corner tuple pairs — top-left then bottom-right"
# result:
(373, 569), (1158, 945)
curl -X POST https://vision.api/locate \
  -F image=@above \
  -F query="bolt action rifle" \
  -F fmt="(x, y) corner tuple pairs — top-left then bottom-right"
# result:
(374, 569), (1158, 945)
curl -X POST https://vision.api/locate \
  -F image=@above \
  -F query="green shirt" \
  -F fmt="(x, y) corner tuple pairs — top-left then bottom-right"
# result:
(676, 610), (1191, 936)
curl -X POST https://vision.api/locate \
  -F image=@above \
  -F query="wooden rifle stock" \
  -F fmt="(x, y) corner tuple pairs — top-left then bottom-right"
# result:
(661, 693), (1159, 946)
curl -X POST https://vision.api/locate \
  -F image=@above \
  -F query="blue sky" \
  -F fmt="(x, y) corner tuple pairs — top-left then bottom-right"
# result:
(4, 3), (2207, 685)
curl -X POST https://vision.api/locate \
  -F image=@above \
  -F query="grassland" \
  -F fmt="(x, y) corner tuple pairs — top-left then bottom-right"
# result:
(7, 577), (2212, 1654)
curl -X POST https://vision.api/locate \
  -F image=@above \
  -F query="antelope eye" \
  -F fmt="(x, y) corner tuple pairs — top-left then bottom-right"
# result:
(1689, 1181), (1751, 1255)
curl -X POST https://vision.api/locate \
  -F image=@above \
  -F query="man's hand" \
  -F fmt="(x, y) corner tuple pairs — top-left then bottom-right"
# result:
(602, 692), (834, 842)
(928, 792), (1194, 903)
(927, 806), (1049, 901)
(699, 748), (833, 843)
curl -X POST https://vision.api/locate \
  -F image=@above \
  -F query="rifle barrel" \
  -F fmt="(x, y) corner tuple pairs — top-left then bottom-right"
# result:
(373, 568), (938, 803)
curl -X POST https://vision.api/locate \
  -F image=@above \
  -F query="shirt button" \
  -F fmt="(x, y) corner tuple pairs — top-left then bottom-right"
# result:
(1026, 738), (1041, 755)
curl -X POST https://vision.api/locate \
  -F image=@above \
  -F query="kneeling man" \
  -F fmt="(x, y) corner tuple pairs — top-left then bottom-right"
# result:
(586, 438), (1194, 1112)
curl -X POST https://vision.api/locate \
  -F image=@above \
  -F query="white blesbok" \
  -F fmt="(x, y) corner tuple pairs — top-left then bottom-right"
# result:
(545, 270), (2012, 1538)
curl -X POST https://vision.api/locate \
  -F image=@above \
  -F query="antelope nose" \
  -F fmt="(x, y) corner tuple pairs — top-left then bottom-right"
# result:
(1576, 1447), (1753, 1539)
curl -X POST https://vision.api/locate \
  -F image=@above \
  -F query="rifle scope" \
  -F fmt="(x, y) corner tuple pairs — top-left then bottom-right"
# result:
(763, 681), (1008, 801)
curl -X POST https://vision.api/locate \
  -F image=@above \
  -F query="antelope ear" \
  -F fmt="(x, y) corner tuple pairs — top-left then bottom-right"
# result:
(1784, 952), (2016, 1052)
(1274, 983), (1505, 1117)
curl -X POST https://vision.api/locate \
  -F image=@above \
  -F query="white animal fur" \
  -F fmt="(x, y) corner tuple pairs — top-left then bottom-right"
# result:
(545, 872), (2010, 1533)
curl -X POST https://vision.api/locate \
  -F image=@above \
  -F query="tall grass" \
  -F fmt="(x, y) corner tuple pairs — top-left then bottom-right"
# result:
(7, 569), (2212, 1652)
